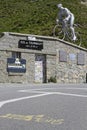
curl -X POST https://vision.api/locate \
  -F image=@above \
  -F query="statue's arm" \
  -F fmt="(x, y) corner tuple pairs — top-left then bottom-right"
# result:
(64, 8), (71, 21)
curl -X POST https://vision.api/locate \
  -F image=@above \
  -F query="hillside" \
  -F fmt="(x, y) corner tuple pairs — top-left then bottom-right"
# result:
(0, 0), (87, 48)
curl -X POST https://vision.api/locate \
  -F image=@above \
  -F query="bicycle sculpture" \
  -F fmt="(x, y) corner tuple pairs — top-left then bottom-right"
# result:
(53, 4), (81, 46)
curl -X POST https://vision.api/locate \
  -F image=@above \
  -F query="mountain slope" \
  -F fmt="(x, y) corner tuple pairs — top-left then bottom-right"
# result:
(0, 0), (87, 48)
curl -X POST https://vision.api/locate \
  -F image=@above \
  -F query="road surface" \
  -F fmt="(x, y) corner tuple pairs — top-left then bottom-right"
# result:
(0, 83), (87, 130)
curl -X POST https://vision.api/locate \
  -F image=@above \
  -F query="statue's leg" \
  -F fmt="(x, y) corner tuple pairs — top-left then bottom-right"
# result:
(70, 17), (76, 41)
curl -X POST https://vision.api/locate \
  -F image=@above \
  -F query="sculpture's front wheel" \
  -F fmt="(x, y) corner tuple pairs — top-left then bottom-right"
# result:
(53, 24), (64, 40)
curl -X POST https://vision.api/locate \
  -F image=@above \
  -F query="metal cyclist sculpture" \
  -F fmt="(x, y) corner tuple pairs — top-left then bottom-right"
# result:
(54, 4), (77, 41)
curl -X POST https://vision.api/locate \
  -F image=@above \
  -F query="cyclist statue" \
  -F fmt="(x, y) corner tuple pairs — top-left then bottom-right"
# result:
(56, 3), (76, 41)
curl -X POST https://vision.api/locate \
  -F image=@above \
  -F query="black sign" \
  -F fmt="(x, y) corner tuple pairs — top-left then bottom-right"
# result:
(18, 40), (43, 50)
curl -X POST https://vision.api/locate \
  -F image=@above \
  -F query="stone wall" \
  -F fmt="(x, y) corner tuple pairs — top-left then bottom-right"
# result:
(46, 55), (56, 80)
(56, 40), (87, 83)
(0, 32), (87, 83)
(0, 51), (9, 83)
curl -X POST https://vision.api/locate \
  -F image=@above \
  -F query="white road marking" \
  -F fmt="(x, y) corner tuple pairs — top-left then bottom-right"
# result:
(0, 93), (51, 108)
(18, 89), (51, 93)
(0, 88), (87, 109)
(19, 87), (87, 92)
(54, 92), (87, 98)
(19, 89), (87, 98)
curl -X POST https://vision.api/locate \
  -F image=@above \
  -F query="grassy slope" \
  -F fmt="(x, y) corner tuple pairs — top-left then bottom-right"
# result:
(0, 0), (87, 48)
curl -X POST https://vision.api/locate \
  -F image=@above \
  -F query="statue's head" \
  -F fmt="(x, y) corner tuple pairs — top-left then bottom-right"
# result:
(57, 3), (62, 8)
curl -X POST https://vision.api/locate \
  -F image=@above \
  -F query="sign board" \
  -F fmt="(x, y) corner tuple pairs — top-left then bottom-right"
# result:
(59, 50), (67, 62)
(69, 53), (76, 61)
(7, 58), (26, 73)
(18, 40), (43, 50)
(77, 53), (85, 65)
(35, 61), (43, 83)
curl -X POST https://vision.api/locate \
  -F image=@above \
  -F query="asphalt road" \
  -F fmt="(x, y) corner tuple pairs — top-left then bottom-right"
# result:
(0, 83), (87, 130)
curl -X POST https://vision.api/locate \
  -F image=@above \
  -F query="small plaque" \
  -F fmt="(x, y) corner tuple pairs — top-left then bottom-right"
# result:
(69, 53), (76, 61)
(77, 53), (85, 65)
(59, 50), (67, 62)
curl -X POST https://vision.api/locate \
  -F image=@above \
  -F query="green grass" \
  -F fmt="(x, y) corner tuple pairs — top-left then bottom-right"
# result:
(0, 0), (87, 48)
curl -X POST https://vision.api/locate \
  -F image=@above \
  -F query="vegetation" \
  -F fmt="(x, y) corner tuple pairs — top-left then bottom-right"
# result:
(48, 76), (57, 83)
(0, 0), (87, 48)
